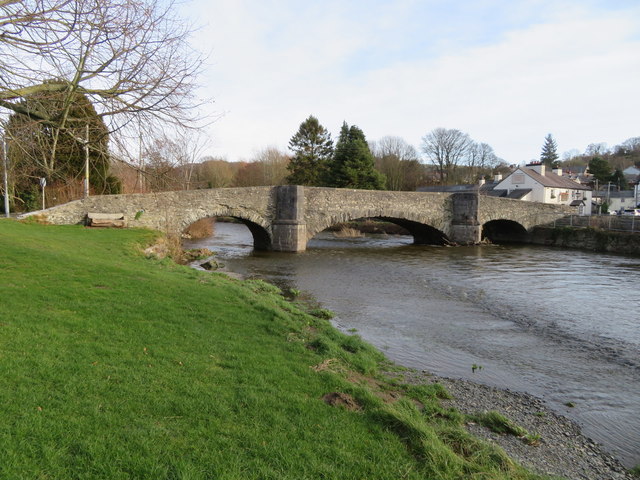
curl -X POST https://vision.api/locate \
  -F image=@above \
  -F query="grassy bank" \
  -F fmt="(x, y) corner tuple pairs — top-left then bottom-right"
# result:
(0, 220), (553, 479)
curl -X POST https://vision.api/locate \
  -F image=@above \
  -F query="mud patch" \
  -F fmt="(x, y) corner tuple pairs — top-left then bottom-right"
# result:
(322, 392), (361, 411)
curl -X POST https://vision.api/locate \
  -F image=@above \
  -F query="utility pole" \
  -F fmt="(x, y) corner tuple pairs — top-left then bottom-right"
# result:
(2, 133), (9, 217)
(84, 124), (90, 198)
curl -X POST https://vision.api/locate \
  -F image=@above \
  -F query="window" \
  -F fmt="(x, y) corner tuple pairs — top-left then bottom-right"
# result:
(512, 173), (525, 184)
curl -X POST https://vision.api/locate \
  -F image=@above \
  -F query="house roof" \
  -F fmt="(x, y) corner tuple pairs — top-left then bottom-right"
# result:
(506, 189), (532, 199)
(594, 190), (635, 199)
(416, 182), (499, 193)
(518, 167), (591, 190)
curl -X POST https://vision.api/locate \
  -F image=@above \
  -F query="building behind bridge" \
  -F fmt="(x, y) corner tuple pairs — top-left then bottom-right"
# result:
(418, 162), (593, 215)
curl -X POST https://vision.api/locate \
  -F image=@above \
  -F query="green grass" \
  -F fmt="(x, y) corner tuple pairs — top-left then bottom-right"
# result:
(0, 220), (555, 479)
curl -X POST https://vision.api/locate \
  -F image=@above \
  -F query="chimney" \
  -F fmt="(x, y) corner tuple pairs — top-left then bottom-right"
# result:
(553, 167), (563, 176)
(494, 173), (502, 182)
(526, 161), (545, 176)
(479, 178), (486, 186)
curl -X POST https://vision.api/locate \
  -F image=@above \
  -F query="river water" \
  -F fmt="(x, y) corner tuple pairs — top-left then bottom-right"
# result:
(185, 222), (640, 468)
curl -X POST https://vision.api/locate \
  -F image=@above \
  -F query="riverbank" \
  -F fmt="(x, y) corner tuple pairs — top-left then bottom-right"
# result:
(203, 256), (636, 480)
(397, 370), (635, 480)
(0, 219), (555, 479)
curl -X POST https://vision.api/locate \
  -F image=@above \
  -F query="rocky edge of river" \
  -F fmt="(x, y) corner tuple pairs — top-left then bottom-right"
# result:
(398, 370), (635, 480)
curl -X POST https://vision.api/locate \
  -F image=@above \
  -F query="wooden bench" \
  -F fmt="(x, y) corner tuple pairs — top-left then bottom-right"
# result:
(87, 212), (126, 228)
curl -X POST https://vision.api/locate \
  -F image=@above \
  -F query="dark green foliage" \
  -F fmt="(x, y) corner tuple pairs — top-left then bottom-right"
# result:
(286, 115), (334, 186)
(540, 133), (559, 167)
(588, 156), (612, 184)
(609, 167), (628, 190)
(326, 122), (386, 189)
(5, 81), (118, 210)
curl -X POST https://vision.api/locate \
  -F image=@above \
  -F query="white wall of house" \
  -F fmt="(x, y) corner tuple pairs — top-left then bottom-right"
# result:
(494, 164), (592, 214)
(494, 167), (545, 201)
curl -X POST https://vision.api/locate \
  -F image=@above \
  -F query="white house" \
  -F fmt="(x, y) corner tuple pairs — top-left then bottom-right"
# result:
(623, 165), (640, 183)
(600, 190), (636, 213)
(494, 162), (592, 215)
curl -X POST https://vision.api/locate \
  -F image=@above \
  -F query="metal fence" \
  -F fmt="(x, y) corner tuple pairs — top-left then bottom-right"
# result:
(550, 214), (639, 234)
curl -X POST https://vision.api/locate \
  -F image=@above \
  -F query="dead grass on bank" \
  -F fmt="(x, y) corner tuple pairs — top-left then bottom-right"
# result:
(333, 226), (365, 238)
(183, 217), (215, 239)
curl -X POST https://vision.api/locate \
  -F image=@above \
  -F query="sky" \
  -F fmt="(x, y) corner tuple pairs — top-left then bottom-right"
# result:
(179, 0), (640, 164)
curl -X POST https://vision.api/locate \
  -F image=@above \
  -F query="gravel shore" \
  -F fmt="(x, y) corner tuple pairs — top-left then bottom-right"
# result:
(398, 369), (635, 480)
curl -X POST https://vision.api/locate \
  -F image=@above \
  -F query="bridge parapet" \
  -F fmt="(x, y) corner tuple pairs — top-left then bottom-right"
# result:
(24, 185), (575, 252)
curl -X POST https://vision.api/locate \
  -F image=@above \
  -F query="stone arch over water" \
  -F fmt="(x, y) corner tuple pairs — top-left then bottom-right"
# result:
(307, 213), (449, 246)
(482, 219), (529, 243)
(180, 209), (272, 251)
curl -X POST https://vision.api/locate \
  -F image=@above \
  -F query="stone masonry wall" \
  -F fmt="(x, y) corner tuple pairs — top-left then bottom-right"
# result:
(303, 187), (453, 239)
(479, 195), (571, 229)
(32, 186), (573, 251)
(35, 187), (276, 234)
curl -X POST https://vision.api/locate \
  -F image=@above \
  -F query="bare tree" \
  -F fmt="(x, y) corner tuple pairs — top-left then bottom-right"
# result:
(371, 136), (421, 190)
(141, 127), (209, 191)
(0, 0), (205, 132)
(467, 142), (499, 182)
(195, 157), (236, 189)
(585, 143), (609, 157)
(420, 128), (472, 184)
(234, 147), (289, 187)
(253, 147), (290, 186)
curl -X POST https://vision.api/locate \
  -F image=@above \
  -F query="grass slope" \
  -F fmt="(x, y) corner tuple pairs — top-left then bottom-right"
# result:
(0, 220), (554, 479)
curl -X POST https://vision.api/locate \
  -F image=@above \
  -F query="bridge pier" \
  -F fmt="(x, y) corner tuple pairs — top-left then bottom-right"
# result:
(449, 193), (481, 244)
(272, 185), (307, 252)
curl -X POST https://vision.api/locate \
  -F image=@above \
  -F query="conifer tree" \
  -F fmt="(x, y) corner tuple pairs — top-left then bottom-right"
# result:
(326, 122), (386, 190)
(587, 156), (612, 184)
(286, 115), (333, 186)
(6, 82), (120, 209)
(540, 133), (559, 167)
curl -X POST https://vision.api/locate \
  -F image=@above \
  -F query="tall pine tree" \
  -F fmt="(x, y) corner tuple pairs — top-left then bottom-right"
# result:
(326, 122), (386, 190)
(540, 133), (559, 168)
(286, 115), (333, 186)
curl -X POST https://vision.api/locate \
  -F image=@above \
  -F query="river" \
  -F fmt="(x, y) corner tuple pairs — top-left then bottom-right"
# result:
(185, 221), (640, 468)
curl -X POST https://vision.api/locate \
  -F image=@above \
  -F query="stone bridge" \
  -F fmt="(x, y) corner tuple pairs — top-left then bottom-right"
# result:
(29, 185), (571, 252)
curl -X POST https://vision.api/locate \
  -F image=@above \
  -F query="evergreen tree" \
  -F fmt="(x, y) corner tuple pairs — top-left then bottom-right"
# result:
(286, 115), (333, 186)
(6, 82), (120, 209)
(588, 156), (612, 185)
(540, 133), (559, 167)
(609, 168), (628, 190)
(326, 122), (386, 190)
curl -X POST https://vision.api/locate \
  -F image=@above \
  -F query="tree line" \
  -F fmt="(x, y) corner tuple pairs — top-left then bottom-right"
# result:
(1, 0), (204, 212)
(550, 135), (640, 190)
(117, 116), (507, 195)
(1, 2), (637, 211)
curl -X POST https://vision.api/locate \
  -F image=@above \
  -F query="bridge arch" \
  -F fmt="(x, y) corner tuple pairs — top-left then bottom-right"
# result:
(180, 209), (272, 251)
(307, 214), (449, 246)
(482, 219), (528, 243)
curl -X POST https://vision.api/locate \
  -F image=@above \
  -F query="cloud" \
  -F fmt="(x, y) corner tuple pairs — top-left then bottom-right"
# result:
(184, 1), (640, 163)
